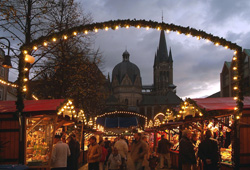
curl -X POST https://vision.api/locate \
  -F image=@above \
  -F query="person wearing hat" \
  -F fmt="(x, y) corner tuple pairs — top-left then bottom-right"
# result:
(51, 134), (71, 170)
(87, 136), (101, 170)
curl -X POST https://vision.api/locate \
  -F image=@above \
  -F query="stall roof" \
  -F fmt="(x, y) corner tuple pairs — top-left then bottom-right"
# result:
(193, 97), (250, 111)
(0, 99), (66, 113)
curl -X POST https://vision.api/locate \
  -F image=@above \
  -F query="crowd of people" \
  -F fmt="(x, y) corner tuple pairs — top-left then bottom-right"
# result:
(86, 133), (150, 170)
(49, 129), (220, 170)
(179, 129), (219, 170)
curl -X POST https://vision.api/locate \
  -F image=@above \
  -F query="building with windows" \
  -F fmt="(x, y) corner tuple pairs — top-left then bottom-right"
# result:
(105, 30), (182, 119)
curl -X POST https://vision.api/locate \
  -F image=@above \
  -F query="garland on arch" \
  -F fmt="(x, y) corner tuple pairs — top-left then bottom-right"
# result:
(18, 19), (244, 120)
(20, 19), (242, 52)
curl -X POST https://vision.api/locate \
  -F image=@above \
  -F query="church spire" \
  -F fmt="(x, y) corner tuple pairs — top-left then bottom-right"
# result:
(108, 72), (110, 82)
(168, 47), (173, 62)
(162, 10), (164, 23)
(154, 30), (168, 65)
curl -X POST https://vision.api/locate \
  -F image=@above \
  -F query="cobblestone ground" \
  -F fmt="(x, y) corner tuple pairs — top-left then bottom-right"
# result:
(78, 153), (175, 170)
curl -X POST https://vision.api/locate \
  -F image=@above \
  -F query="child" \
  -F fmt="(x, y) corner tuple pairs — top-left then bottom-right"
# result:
(107, 147), (121, 170)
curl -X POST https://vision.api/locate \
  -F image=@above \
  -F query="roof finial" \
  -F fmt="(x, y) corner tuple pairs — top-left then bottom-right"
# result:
(162, 10), (164, 23)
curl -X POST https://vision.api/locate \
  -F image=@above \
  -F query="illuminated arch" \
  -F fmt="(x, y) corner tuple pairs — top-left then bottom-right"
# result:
(95, 110), (148, 127)
(19, 19), (244, 119)
(154, 112), (165, 120)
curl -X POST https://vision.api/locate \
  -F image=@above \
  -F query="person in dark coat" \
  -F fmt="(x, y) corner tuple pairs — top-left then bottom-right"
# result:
(67, 134), (80, 170)
(179, 129), (196, 170)
(157, 134), (173, 169)
(198, 130), (219, 170)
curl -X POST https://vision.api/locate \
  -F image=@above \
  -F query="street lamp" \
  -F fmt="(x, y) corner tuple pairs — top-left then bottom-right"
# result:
(0, 37), (12, 68)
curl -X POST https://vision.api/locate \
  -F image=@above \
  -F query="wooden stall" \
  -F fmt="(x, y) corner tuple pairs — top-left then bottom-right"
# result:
(0, 99), (77, 169)
(192, 97), (250, 170)
(146, 97), (250, 170)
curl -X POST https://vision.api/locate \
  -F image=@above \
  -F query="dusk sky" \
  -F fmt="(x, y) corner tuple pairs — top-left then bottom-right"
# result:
(80, 0), (250, 99)
(3, 0), (250, 99)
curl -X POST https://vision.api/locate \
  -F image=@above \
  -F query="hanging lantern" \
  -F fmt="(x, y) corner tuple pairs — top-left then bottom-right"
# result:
(2, 55), (12, 68)
(25, 54), (35, 64)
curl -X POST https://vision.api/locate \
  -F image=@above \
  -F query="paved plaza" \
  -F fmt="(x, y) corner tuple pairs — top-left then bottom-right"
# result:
(78, 153), (175, 170)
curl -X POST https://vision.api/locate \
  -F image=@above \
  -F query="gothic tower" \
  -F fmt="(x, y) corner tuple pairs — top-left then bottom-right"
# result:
(153, 30), (175, 95)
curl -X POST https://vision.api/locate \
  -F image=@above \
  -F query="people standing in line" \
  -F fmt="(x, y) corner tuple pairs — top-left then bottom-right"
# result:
(141, 136), (149, 170)
(157, 134), (173, 169)
(114, 135), (128, 170)
(107, 147), (122, 170)
(87, 136), (102, 170)
(131, 133), (148, 170)
(198, 130), (219, 170)
(67, 133), (80, 170)
(51, 135), (71, 170)
(99, 142), (108, 170)
(179, 129), (196, 170)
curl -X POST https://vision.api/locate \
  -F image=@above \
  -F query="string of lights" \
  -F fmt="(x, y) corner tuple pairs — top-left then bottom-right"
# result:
(19, 19), (243, 120)
(0, 78), (18, 87)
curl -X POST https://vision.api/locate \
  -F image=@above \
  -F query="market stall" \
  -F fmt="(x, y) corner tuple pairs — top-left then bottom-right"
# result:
(0, 99), (78, 169)
(180, 97), (250, 170)
(145, 97), (250, 170)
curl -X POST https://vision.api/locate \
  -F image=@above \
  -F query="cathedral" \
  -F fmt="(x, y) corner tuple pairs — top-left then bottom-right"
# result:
(105, 30), (182, 120)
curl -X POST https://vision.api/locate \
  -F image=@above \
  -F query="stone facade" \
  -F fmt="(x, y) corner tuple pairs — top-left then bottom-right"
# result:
(107, 31), (182, 119)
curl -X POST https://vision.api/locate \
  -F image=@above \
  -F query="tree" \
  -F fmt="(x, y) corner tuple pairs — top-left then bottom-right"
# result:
(0, 0), (109, 116)
(28, 0), (109, 116)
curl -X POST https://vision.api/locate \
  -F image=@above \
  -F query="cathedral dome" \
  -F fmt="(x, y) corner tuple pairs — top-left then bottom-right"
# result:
(112, 50), (141, 84)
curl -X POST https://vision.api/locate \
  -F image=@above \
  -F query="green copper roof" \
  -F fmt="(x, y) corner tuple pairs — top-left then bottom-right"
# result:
(225, 61), (231, 68)
(244, 49), (250, 56)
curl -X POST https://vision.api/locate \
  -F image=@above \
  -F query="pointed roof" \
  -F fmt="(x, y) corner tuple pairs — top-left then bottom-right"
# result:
(168, 48), (173, 62)
(154, 30), (168, 65)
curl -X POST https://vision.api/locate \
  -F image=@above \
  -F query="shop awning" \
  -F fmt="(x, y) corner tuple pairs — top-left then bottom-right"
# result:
(0, 99), (66, 113)
(193, 97), (250, 111)
(96, 117), (138, 128)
